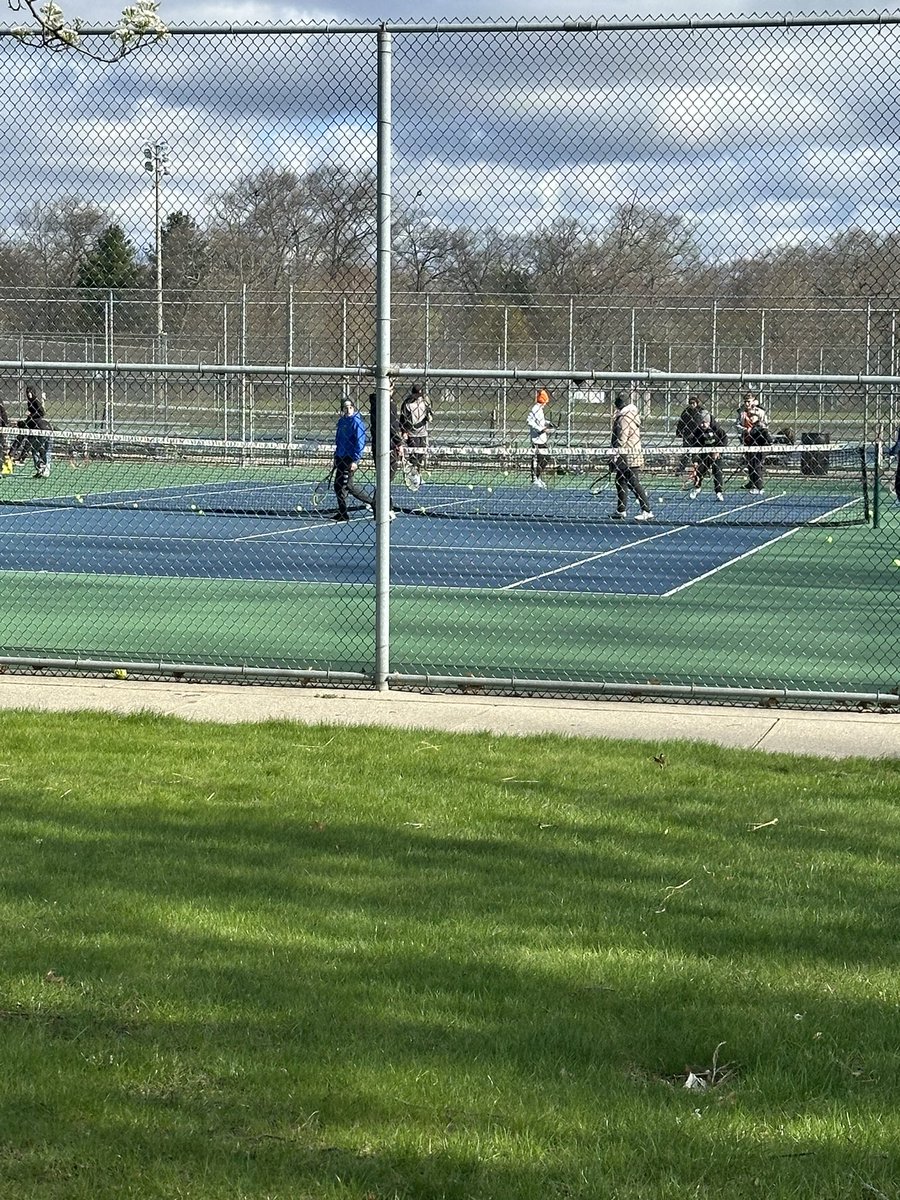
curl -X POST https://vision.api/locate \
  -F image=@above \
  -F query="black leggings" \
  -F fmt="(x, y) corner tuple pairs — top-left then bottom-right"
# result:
(613, 458), (650, 512)
(334, 457), (374, 517)
(694, 454), (724, 492)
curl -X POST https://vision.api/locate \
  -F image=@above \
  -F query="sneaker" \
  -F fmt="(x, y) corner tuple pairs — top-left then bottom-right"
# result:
(715, 492), (725, 502)
(634, 510), (654, 522)
(39, 465), (50, 478)
(369, 509), (396, 521)
(533, 478), (547, 489)
(411, 473), (421, 489)
(609, 511), (626, 520)
(748, 488), (764, 495)
(689, 487), (700, 499)
(332, 513), (350, 522)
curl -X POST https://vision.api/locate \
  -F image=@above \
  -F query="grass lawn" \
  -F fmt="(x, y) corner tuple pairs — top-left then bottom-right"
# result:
(1, 712), (898, 1199)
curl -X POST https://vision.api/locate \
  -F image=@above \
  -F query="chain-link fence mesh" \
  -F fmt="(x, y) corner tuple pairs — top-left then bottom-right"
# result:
(0, 16), (897, 702)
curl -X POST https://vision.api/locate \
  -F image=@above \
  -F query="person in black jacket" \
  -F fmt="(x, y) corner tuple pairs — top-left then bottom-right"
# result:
(369, 384), (404, 497)
(688, 410), (728, 501)
(11, 386), (52, 478)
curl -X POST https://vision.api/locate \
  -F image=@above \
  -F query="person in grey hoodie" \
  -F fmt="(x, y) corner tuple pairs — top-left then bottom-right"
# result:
(609, 393), (653, 521)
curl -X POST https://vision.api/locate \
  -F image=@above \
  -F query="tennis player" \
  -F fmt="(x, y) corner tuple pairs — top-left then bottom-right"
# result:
(333, 398), (376, 522)
(676, 394), (705, 479)
(609, 392), (653, 521)
(887, 424), (900, 502)
(689, 410), (728, 501)
(736, 391), (771, 494)
(369, 384), (405, 493)
(399, 383), (432, 485)
(24, 386), (52, 478)
(527, 386), (553, 488)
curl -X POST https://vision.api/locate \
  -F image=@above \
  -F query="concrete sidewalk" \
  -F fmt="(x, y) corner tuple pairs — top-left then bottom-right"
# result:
(0, 675), (897, 760)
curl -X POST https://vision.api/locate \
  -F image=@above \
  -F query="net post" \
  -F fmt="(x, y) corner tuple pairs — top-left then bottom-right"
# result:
(872, 441), (882, 529)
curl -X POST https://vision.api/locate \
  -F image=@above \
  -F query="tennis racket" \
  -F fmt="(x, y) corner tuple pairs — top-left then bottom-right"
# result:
(311, 465), (336, 512)
(399, 451), (421, 491)
(589, 458), (616, 494)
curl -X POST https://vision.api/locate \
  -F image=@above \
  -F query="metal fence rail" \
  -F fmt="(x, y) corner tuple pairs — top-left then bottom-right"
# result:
(0, 12), (897, 705)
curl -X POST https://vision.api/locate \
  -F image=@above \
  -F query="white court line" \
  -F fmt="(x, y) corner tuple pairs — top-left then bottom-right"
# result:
(498, 495), (775, 591)
(0, 528), (239, 545)
(659, 497), (863, 597)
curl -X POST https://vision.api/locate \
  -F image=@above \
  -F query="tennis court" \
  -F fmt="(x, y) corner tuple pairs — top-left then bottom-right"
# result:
(0, 435), (870, 593)
(0, 432), (894, 695)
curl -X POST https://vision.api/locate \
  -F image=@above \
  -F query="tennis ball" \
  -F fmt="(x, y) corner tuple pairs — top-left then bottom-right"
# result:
(190, 504), (197, 511)
(893, 558), (900, 567)
(487, 487), (493, 494)
(132, 502), (138, 508)
(113, 668), (128, 680)
(75, 495), (84, 504)
(467, 484), (473, 491)
(825, 536), (833, 544)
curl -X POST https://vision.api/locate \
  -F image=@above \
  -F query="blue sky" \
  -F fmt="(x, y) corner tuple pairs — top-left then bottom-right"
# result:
(2, 4), (899, 263)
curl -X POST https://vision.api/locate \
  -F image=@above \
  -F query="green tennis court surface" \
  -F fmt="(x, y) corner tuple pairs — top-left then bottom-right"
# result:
(0, 507), (895, 695)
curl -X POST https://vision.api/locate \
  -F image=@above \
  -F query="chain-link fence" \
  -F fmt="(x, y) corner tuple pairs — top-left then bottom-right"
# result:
(0, 14), (897, 705)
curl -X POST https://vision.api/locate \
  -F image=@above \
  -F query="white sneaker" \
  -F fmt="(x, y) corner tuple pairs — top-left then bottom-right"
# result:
(689, 487), (700, 499)
(715, 492), (725, 502)
(40, 465), (50, 478)
(370, 509), (396, 520)
(634, 510), (654, 522)
(609, 511), (626, 520)
(748, 488), (764, 495)
(533, 478), (547, 489)
(411, 473), (421, 489)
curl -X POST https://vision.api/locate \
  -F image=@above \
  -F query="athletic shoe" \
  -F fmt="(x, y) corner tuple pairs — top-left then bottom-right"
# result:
(332, 513), (350, 522)
(411, 474), (421, 488)
(689, 487), (700, 499)
(634, 510), (655, 522)
(533, 479), (547, 489)
(369, 509), (396, 520)
(715, 492), (725, 502)
(609, 511), (626, 520)
(40, 465), (50, 478)
(748, 488), (764, 495)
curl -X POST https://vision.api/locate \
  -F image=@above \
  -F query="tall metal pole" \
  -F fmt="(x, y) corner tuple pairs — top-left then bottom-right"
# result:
(374, 28), (392, 691)
(143, 142), (167, 338)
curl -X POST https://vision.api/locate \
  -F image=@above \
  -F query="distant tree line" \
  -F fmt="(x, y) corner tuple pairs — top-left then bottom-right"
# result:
(1, 163), (899, 374)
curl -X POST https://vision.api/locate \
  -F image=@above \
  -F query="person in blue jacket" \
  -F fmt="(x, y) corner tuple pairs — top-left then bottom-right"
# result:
(333, 397), (375, 521)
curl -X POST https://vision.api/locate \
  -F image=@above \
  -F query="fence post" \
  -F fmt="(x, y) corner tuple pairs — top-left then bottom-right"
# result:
(374, 26), (393, 691)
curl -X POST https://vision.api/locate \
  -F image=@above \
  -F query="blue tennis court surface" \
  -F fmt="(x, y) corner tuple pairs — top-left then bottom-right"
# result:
(0, 493), (839, 596)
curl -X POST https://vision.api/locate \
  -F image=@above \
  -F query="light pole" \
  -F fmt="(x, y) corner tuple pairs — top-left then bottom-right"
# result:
(143, 142), (168, 336)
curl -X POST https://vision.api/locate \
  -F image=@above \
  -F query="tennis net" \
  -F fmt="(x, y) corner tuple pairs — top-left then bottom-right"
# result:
(0, 430), (872, 528)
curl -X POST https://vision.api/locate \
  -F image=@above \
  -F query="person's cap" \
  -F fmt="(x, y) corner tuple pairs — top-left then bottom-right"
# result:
(614, 393), (627, 408)
(699, 409), (711, 422)
(688, 395), (701, 404)
(340, 397), (354, 411)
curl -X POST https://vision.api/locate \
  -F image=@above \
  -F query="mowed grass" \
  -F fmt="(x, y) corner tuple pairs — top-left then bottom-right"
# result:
(0, 712), (898, 1200)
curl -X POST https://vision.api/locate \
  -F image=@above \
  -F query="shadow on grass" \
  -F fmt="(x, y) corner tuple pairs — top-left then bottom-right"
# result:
(1, 716), (898, 1197)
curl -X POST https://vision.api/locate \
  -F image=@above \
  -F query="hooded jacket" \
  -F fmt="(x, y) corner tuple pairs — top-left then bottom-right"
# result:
(610, 402), (644, 468)
(334, 411), (367, 462)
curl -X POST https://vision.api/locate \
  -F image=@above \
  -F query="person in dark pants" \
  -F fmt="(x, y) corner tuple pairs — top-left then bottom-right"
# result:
(332, 398), (375, 522)
(736, 391), (770, 494)
(688, 409), (728, 501)
(23, 386), (52, 478)
(676, 394), (705, 479)
(399, 382), (432, 483)
(369, 383), (404, 499)
(0, 402), (12, 474)
(609, 392), (653, 521)
(887, 424), (900, 502)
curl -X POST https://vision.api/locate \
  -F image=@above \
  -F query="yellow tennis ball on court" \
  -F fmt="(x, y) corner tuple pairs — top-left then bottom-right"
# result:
(893, 558), (900, 567)
(467, 484), (473, 491)
(197, 509), (204, 515)
(75, 495), (84, 504)
(487, 487), (493, 494)
(113, 668), (128, 680)
(132, 502), (138, 508)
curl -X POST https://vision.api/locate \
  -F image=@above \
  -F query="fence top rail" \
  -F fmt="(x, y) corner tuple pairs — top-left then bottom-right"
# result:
(5, 13), (900, 36)
(3, 359), (900, 389)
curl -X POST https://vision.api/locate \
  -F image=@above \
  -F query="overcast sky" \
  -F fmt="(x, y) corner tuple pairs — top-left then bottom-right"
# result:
(2, 4), (899, 264)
